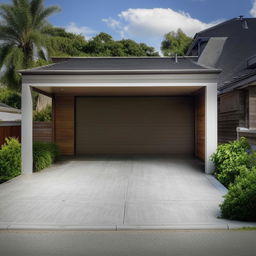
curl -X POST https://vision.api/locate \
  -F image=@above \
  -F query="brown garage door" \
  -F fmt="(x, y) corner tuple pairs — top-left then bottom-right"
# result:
(76, 97), (194, 155)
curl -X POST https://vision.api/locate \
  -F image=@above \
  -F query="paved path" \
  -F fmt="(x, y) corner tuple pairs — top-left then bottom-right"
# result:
(0, 230), (256, 256)
(0, 156), (255, 229)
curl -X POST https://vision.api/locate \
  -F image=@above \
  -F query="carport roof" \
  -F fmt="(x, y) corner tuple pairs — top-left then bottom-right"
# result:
(19, 57), (221, 75)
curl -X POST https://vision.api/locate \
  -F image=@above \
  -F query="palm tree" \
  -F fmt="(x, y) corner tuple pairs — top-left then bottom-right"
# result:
(0, 0), (60, 90)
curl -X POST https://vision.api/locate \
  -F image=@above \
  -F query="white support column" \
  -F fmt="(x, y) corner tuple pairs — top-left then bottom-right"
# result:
(22, 84), (33, 174)
(205, 83), (218, 174)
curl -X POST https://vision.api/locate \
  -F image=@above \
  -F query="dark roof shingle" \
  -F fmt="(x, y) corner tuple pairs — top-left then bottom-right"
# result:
(188, 18), (256, 91)
(20, 57), (220, 75)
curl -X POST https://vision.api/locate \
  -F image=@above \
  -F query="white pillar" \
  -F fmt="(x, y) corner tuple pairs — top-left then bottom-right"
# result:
(22, 84), (33, 174)
(205, 84), (218, 174)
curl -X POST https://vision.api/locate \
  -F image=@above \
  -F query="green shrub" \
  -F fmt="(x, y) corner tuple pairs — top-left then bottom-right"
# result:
(33, 149), (52, 172)
(33, 141), (60, 172)
(33, 105), (52, 121)
(0, 88), (21, 109)
(0, 138), (21, 183)
(211, 137), (256, 187)
(220, 167), (256, 221)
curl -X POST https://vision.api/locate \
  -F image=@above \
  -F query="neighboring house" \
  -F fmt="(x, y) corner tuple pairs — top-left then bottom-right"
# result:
(20, 57), (220, 174)
(187, 17), (256, 145)
(0, 102), (21, 146)
(0, 102), (21, 121)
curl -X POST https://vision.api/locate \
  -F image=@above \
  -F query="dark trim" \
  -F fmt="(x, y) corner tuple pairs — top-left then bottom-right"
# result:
(32, 87), (53, 98)
(0, 121), (21, 127)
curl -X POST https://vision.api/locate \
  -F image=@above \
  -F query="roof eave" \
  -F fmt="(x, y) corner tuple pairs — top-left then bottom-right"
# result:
(220, 73), (256, 93)
(0, 106), (21, 114)
(19, 69), (221, 76)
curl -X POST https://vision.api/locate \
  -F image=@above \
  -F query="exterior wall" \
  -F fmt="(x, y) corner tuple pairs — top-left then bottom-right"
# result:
(218, 91), (245, 144)
(195, 88), (205, 160)
(33, 122), (52, 142)
(0, 112), (21, 121)
(53, 95), (75, 155)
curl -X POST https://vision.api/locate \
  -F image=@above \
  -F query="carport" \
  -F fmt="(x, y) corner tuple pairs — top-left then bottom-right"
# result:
(20, 57), (220, 174)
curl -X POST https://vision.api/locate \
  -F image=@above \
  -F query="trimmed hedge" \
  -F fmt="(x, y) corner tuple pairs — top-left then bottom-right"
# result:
(0, 138), (21, 183)
(33, 141), (60, 172)
(211, 137), (256, 188)
(220, 168), (256, 221)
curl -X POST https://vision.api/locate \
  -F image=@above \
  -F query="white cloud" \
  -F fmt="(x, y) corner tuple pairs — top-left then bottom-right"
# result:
(65, 22), (97, 39)
(103, 8), (219, 38)
(102, 17), (121, 29)
(250, 0), (256, 17)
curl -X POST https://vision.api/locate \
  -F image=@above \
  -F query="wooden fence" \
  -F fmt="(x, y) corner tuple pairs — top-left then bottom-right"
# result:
(0, 122), (21, 146)
(33, 121), (53, 143)
(0, 121), (53, 146)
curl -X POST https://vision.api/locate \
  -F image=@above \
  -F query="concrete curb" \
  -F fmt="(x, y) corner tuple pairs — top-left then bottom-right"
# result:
(5, 224), (117, 231)
(116, 224), (229, 230)
(0, 223), (255, 231)
(206, 175), (228, 195)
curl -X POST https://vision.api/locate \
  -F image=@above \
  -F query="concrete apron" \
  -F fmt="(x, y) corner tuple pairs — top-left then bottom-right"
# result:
(0, 156), (256, 231)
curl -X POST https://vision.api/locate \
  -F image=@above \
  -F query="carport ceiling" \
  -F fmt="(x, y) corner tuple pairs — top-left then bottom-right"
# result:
(34, 86), (203, 96)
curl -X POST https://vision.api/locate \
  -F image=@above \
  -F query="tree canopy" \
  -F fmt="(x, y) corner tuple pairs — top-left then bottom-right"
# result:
(48, 30), (159, 57)
(161, 29), (192, 56)
(0, 0), (159, 91)
(0, 0), (60, 90)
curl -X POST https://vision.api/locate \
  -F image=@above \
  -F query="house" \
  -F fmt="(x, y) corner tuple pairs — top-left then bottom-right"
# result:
(0, 102), (21, 121)
(187, 17), (256, 145)
(20, 57), (220, 174)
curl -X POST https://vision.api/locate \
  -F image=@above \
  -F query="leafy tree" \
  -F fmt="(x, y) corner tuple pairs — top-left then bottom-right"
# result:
(44, 26), (87, 57)
(0, 87), (21, 109)
(0, 0), (60, 90)
(161, 29), (192, 56)
(83, 33), (159, 57)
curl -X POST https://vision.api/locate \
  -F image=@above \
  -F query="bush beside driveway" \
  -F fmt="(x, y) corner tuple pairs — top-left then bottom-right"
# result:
(0, 138), (59, 183)
(211, 137), (256, 221)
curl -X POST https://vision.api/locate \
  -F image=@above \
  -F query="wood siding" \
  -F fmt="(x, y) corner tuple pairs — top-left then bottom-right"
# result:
(249, 87), (256, 129)
(33, 122), (52, 142)
(195, 88), (205, 160)
(54, 96), (74, 155)
(218, 91), (245, 144)
(0, 124), (21, 146)
(76, 97), (195, 155)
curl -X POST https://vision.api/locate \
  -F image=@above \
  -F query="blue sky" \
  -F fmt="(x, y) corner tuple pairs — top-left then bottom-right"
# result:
(4, 0), (255, 52)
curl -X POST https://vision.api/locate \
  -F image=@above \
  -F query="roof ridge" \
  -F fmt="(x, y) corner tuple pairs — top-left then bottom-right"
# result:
(50, 56), (199, 59)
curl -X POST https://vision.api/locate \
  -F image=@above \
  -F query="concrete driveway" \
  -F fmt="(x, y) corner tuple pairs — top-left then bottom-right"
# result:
(0, 156), (254, 230)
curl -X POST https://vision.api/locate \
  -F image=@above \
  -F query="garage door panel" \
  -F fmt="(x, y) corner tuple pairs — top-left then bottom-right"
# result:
(76, 97), (194, 155)
(76, 98), (193, 126)
(76, 144), (193, 155)
(77, 127), (194, 144)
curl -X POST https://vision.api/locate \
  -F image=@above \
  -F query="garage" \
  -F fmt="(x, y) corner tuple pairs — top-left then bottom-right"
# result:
(21, 56), (219, 173)
(76, 96), (194, 155)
